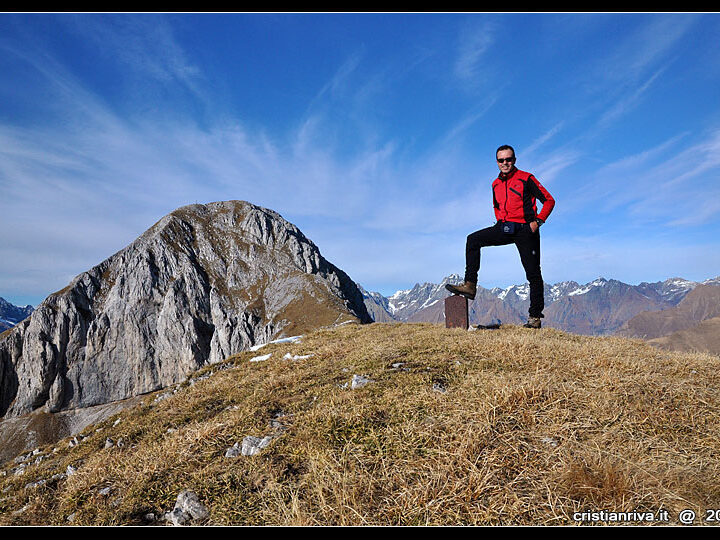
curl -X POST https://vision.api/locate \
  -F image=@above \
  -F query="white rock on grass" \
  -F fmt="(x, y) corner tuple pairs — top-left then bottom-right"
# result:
(224, 443), (242, 458)
(432, 382), (448, 394)
(154, 391), (174, 403)
(14, 449), (40, 464)
(241, 435), (273, 456)
(249, 353), (272, 363)
(269, 412), (292, 433)
(283, 353), (314, 361)
(249, 335), (303, 352)
(540, 436), (559, 447)
(104, 437), (125, 449)
(165, 490), (210, 526)
(225, 413), (291, 458)
(68, 436), (85, 448)
(24, 478), (47, 490)
(224, 436), (273, 458)
(350, 374), (373, 389)
(24, 471), (68, 490)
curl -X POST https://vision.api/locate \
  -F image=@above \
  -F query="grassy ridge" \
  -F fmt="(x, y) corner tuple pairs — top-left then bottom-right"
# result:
(1, 322), (719, 525)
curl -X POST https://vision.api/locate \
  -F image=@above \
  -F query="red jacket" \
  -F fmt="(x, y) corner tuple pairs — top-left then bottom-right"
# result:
(492, 168), (555, 224)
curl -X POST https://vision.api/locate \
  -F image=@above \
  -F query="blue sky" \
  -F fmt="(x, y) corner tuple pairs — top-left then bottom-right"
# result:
(2, 13), (720, 307)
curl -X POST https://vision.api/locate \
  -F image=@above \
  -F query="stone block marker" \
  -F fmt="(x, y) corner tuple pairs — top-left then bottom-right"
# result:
(444, 294), (468, 330)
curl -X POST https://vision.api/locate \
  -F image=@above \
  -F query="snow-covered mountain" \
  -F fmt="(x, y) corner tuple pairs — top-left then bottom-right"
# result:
(360, 275), (719, 335)
(0, 298), (34, 333)
(385, 274), (462, 321)
(357, 284), (396, 323)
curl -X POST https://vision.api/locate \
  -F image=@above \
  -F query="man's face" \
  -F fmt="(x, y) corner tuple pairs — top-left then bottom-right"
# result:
(496, 149), (516, 175)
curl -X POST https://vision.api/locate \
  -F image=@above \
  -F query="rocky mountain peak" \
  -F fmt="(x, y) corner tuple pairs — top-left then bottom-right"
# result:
(0, 200), (370, 420)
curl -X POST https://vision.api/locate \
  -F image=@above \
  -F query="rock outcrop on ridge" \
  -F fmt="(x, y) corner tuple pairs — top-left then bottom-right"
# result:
(0, 201), (371, 420)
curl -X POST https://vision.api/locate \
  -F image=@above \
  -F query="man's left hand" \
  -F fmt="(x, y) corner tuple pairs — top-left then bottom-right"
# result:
(529, 221), (539, 233)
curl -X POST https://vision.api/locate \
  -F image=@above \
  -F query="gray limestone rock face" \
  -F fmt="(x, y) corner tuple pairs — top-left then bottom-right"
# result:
(0, 201), (370, 420)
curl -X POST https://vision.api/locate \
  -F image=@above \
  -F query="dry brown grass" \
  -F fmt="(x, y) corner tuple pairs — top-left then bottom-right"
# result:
(1, 322), (719, 526)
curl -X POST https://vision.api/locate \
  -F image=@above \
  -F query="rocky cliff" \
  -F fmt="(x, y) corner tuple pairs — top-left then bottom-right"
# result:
(0, 201), (371, 420)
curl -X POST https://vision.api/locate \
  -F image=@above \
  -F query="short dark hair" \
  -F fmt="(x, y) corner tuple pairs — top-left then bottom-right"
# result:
(496, 145), (515, 158)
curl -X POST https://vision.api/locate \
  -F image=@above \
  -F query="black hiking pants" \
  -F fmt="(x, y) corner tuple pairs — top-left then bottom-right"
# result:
(464, 221), (545, 318)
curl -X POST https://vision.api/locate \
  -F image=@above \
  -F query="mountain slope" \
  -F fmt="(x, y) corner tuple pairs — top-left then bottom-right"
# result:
(0, 201), (370, 421)
(618, 284), (720, 339)
(648, 316), (720, 355)
(1, 322), (718, 525)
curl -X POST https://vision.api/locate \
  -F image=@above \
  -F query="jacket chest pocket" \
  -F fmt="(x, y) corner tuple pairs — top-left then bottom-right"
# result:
(508, 185), (523, 198)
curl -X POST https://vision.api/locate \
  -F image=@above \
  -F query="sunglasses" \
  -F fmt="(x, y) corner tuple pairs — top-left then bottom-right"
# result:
(497, 157), (515, 163)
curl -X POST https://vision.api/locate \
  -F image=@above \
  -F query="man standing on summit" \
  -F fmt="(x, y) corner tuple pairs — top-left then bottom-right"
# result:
(446, 145), (555, 329)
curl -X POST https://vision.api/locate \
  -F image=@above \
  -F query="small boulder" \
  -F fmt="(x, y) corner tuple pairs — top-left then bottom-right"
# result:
(224, 443), (241, 458)
(166, 489), (209, 526)
(350, 374), (373, 389)
(241, 436), (273, 456)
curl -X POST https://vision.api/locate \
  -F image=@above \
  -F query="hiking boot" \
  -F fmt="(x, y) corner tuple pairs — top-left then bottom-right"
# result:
(523, 317), (542, 329)
(445, 281), (476, 300)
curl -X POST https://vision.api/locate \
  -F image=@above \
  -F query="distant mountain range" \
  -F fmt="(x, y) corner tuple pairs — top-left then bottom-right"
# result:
(359, 275), (720, 337)
(7, 272), (718, 341)
(0, 298), (33, 333)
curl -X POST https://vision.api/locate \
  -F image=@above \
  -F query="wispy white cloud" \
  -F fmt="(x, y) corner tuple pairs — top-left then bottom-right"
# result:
(584, 15), (696, 89)
(615, 15), (697, 82)
(561, 128), (720, 227)
(453, 19), (496, 91)
(440, 95), (499, 145)
(531, 149), (582, 185)
(311, 50), (364, 105)
(597, 66), (667, 128)
(63, 15), (205, 99)
(583, 15), (697, 129)
(523, 122), (565, 157)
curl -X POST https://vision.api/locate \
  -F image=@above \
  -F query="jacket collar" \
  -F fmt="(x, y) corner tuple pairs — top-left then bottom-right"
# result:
(498, 167), (518, 181)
